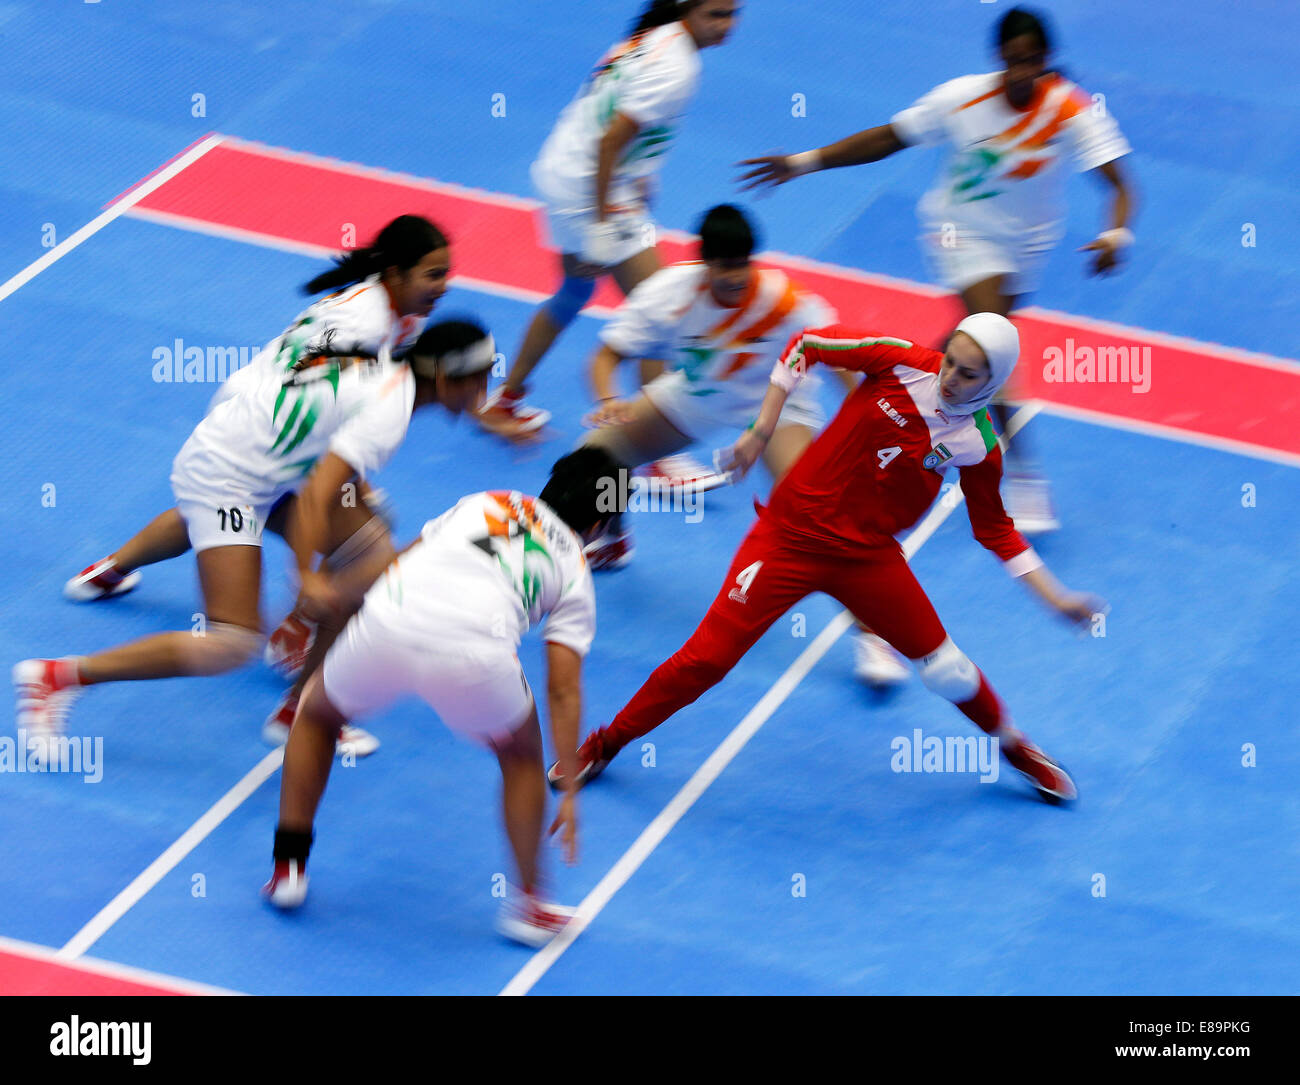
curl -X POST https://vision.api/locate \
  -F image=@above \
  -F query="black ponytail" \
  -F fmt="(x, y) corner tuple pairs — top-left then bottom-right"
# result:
(630, 0), (699, 36)
(303, 214), (449, 296)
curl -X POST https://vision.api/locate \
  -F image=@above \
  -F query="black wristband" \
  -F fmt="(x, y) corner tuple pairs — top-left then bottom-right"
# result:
(273, 826), (314, 863)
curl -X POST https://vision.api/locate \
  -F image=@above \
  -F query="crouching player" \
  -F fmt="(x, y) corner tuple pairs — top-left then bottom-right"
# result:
(551, 315), (1105, 803)
(264, 448), (622, 946)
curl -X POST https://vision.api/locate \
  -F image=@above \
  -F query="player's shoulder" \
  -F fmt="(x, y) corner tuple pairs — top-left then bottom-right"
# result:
(635, 261), (707, 303)
(643, 22), (702, 74)
(927, 71), (1001, 107)
(312, 275), (392, 328)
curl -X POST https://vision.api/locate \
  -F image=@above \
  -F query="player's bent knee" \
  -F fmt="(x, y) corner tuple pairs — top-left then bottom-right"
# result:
(543, 275), (596, 327)
(916, 637), (979, 703)
(185, 621), (262, 675)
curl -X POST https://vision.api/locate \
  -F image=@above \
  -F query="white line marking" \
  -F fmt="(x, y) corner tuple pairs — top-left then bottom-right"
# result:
(56, 749), (284, 960)
(500, 404), (1041, 996)
(1034, 399), (1300, 470)
(0, 934), (242, 995)
(0, 134), (225, 306)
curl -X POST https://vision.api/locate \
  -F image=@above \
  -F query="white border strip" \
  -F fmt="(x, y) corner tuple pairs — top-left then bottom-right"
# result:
(0, 935), (241, 996)
(56, 749), (284, 961)
(500, 405), (1040, 996)
(0, 134), (225, 306)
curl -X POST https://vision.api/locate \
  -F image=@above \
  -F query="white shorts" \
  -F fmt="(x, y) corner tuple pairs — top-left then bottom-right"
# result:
(532, 179), (655, 267)
(920, 224), (1057, 297)
(322, 598), (535, 746)
(170, 443), (281, 553)
(642, 369), (827, 441)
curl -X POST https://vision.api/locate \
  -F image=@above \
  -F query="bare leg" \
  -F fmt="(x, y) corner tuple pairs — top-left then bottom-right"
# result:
(491, 705), (547, 894)
(583, 394), (693, 467)
(761, 423), (815, 485)
(277, 670), (346, 832)
(112, 508), (191, 573)
(501, 252), (603, 397)
(610, 247), (665, 387)
(78, 544), (261, 684)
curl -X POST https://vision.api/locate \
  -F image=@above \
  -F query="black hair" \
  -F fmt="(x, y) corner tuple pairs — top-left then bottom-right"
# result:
(540, 446), (625, 535)
(698, 203), (757, 261)
(996, 6), (1052, 54)
(630, 0), (701, 36)
(407, 317), (492, 382)
(303, 214), (449, 296)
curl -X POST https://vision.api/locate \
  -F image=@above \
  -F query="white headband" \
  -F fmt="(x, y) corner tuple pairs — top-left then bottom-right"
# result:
(412, 333), (495, 380)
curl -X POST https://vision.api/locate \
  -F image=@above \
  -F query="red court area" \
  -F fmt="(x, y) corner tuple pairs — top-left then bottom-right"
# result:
(0, 940), (216, 996)
(121, 136), (1300, 463)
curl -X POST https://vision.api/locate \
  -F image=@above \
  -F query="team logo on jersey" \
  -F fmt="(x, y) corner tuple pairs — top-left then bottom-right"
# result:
(922, 443), (953, 471)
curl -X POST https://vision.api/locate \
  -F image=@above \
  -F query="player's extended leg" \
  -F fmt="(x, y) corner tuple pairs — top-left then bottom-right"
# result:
(490, 703), (548, 896)
(477, 253), (600, 442)
(263, 668), (347, 908)
(64, 507), (192, 601)
(827, 551), (1076, 803)
(15, 544), (263, 749)
(551, 518), (813, 789)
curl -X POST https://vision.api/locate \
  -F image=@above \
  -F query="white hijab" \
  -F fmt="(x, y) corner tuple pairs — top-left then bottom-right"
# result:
(944, 313), (1021, 417)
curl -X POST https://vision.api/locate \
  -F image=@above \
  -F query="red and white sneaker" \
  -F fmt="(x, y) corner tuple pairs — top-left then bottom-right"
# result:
(12, 659), (82, 756)
(496, 889), (576, 948)
(476, 386), (551, 442)
(263, 612), (316, 681)
(583, 525), (635, 571)
(547, 730), (610, 792)
(1001, 732), (1077, 804)
(64, 557), (140, 602)
(853, 632), (912, 688)
(638, 453), (729, 494)
(262, 859), (309, 909)
(261, 690), (381, 759)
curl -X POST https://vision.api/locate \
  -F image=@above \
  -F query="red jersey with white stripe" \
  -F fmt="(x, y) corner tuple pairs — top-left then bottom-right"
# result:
(765, 326), (1038, 573)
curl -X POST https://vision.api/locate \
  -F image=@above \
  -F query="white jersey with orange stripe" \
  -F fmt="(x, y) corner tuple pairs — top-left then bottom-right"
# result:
(891, 71), (1130, 246)
(176, 276), (423, 508)
(375, 491), (596, 658)
(600, 262), (837, 403)
(532, 21), (702, 209)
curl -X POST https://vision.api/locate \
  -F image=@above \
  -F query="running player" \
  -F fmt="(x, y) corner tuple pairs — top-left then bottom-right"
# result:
(578, 203), (842, 568)
(476, 0), (740, 459)
(264, 448), (620, 948)
(13, 219), (494, 755)
(738, 6), (1135, 535)
(549, 315), (1105, 804)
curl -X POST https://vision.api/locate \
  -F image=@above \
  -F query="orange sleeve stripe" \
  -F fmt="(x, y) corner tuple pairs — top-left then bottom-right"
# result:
(702, 272), (762, 338)
(957, 86), (1003, 112)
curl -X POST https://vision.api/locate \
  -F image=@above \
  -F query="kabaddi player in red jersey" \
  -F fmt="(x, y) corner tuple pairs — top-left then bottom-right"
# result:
(549, 313), (1104, 802)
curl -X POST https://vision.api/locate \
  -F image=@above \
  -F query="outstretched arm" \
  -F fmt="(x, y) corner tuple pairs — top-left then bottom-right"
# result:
(1079, 158), (1136, 275)
(737, 124), (908, 190)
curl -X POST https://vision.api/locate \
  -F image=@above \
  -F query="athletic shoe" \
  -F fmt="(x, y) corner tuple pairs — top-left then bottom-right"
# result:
(261, 690), (381, 759)
(583, 525), (635, 571)
(63, 557), (140, 602)
(547, 730), (609, 792)
(262, 859), (309, 909)
(853, 631), (912, 687)
(1003, 473), (1060, 535)
(1001, 734), (1077, 804)
(476, 386), (551, 442)
(12, 659), (82, 767)
(264, 612), (316, 681)
(638, 453), (729, 494)
(496, 890), (576, 948)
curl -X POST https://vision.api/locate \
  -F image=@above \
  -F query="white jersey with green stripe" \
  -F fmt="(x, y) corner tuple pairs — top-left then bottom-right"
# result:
(371, 491), (596, 658)
(177, 276), (422, 508)
(532, 21), (701, 208)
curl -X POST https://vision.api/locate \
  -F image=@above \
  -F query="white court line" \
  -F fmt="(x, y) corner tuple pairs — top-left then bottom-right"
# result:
(0, 934), (242, 995)
(500, 405), (1041, 996)
(56, 749), (284, 960)
(0, 134), (225, 306)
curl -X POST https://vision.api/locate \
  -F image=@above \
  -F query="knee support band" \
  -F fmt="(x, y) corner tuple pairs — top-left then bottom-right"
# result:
(916, 637), (980, 703)
(326, 514), (390, 575)
(186, 621), (262, 675)
(543, 275), (596, 327)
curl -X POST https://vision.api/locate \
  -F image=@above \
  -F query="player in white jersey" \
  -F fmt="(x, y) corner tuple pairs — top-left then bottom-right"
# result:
(264, 448), (622, 947)
(477, 0), (739, 449)
(14, 219), (495, 755)
(577, 204), (847, 568)
(738, 6), (1136, 544)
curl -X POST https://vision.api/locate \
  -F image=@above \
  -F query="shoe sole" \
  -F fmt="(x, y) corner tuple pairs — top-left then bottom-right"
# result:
(64, 571), (141, 602)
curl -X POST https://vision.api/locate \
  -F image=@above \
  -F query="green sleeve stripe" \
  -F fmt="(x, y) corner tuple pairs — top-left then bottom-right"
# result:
(269, 395), (304, 453)
(278, 403), (320, 458)
(974, 408), (998, 452)
(802, 335), (914, 352)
